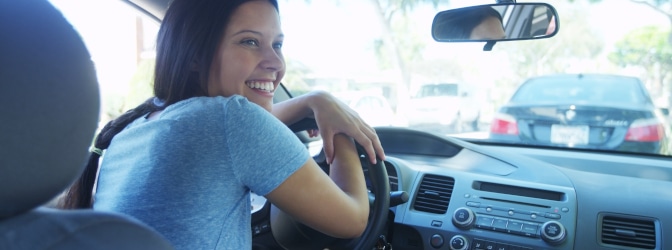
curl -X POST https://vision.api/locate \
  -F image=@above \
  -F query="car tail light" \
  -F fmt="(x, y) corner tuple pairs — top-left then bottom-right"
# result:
(491, 113), (519, 135)
(625, 118), (665, 142)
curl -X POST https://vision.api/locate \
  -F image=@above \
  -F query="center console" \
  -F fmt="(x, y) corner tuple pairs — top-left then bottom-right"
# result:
(394, 175), (577, 250)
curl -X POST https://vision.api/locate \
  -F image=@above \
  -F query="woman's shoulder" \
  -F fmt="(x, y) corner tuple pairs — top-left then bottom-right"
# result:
(162, 95), (266, 119)
(147, 96), (277, 136)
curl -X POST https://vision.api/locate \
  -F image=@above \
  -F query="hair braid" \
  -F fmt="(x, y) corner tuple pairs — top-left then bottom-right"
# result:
(59, 98), (161, 209)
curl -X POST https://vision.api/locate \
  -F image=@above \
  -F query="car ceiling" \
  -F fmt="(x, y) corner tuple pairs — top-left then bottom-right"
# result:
(124, 0), (168, 22)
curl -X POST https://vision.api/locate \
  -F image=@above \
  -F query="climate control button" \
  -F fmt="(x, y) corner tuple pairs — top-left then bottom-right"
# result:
(429, 234), (444, 248)
(449, 235), (469, 250)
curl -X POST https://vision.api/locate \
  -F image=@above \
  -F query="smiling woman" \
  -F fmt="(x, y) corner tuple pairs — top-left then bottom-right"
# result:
(57, 0), (390, 249)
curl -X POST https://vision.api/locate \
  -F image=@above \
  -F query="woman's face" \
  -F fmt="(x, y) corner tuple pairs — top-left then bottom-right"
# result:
(208, 0), (284, 111)
(470, 16), (505, 40)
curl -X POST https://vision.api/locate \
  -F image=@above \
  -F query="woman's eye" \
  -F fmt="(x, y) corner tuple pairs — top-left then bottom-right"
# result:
(241, 39), (258, 46)
(273, 42), (283, 49)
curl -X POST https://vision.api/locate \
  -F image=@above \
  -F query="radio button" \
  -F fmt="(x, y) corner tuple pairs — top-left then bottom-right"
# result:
(475, 215), (494, 230)
(466, 201), (481, 208)
(520, 223), (540, 238)
(507, 220), (524, 233)
(492, 218), (509, 232)
(545, 212), (561, 219)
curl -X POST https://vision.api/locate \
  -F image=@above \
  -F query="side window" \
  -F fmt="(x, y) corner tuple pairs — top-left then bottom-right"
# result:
(49, 1), (159, 126)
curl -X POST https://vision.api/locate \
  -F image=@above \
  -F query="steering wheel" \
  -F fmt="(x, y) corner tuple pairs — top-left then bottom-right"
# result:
(270, 119), (391, 250)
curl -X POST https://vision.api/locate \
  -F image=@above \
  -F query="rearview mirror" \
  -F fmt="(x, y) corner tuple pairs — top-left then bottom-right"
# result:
(432, 3), (559, 42)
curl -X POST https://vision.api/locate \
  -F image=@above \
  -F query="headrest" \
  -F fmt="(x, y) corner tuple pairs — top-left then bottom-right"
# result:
(0, 1), (100, 218)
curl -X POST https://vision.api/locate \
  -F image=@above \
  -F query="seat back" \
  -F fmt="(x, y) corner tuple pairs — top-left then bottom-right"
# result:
(0, 1), (172, 249)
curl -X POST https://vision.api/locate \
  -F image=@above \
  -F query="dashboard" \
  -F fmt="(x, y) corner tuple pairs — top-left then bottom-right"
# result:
(253, 112), (671, 250)
(374, 127), (670, 250)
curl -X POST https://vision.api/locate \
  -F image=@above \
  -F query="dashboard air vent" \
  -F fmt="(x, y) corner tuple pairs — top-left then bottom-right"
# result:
(412, 174), (454, 214)
(601, 215), (656, 249)
(385, 162), (399, 191)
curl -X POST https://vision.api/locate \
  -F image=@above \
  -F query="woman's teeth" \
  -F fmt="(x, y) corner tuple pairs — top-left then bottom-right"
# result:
(245, 81), (274, 92)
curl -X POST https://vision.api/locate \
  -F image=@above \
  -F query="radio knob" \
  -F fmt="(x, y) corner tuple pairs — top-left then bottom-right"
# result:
(449, 235), (469, 250)
(540, 220), (567, 245)
(452, 207), (475, 229)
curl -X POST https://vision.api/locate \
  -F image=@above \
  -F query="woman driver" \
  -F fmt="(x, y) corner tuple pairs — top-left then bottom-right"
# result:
(60, 0), (384, 248)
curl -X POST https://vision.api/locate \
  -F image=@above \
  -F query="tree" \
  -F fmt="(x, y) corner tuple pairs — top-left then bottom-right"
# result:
(572, 0), (672, 105)
(293, 0), (444, 111)
(495, 4), (605, 90)
(282, 58), (314, 96)
(609, 26), (672, 97)
(571, 0), (672, 42)
(621, 0), (672, 23)
(367, 0), (442, 86)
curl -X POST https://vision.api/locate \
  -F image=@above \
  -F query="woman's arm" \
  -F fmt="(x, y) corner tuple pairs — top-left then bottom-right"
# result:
(265, 133), (369, 238)
(271, 90), (317, 125)
(271, 90), (385, 164)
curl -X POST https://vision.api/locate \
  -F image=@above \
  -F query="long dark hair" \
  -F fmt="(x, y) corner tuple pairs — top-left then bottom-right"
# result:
(60, 0), (280, 209)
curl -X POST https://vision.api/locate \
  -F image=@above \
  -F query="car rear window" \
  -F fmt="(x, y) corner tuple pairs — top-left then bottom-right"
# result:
(511, 77), (649, 105)
(416, 84), (458, 98)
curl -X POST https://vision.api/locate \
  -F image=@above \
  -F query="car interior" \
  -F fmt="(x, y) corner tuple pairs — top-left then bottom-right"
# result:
(2, 0), (671, 250)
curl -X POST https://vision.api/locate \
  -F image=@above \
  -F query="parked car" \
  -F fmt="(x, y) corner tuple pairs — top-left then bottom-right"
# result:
(7, 0), (672, 250)
(490, 73), (671, 154)
(403, 83), (481, 133)
(332, 91), (405, 127)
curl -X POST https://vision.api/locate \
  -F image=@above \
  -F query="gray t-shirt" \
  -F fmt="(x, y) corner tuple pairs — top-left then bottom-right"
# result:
(94, 95), (309, 249)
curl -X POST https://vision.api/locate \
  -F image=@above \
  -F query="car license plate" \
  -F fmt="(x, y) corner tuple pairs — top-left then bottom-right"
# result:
(550, 125), (589, 145)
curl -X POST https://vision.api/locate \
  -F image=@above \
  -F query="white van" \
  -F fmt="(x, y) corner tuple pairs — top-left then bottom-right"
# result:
(403, 83), (480, 133)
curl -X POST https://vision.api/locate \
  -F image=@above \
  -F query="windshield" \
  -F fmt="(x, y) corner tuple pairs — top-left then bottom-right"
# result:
(50, 0), (672, 157)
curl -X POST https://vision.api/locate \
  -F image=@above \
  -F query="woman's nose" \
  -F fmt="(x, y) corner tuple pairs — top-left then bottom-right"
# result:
(260, 48), (284, 72)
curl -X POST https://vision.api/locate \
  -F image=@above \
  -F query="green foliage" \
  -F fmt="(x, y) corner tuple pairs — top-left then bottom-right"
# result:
(609, 26), (672, 71)
(571, 0), (672, 18)
(287, 0), (446, 93)
(498, 5), (605, 79)
(385, 0), (441, 14)
(123, 58), (155, 112)
(282, 58), (313, 95)
(569, 0), (670, 4)
(373, 11), (426, 70)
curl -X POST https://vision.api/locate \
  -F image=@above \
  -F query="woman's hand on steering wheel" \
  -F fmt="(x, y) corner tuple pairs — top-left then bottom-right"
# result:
(307, 91), (386, 165)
